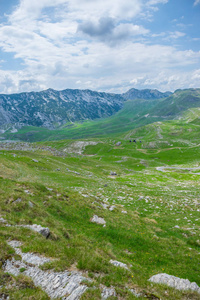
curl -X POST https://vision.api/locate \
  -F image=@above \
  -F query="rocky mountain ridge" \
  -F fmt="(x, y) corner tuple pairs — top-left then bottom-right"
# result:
(0, 87), (170, 130)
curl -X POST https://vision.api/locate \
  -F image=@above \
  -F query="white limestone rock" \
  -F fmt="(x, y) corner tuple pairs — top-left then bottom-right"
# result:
(110, 171), (117, 176)
(129, 288), (142, 298)
(91, 215), (106, 225)
(0, 217), (7, 224)
(149, 273), (200, 294)
(110, 260), (128, 270)
(19, 224), (50, 238)
(7, 240), (51, 266)
(101, 203), (109, 209)
(4, 258), (88, 299)
(109, 205), (116, 211)
(4, 240), (89, 300)
(101, 286), (116, 299)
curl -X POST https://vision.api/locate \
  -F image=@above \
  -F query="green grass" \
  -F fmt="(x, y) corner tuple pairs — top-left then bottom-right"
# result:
(1, 117), (200, 299)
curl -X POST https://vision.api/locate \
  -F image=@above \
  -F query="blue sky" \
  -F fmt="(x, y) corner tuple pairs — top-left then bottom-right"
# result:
(0, 0), (199, 94)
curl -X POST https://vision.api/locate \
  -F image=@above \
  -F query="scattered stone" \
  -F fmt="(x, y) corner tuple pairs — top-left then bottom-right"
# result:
(109, 205), (116, 211)
(115, 142), (121, 146)
(90, 215), (106, 225)
(29, 201), (34, 208)
(110, 260), (128, 270)
(0, 217), (7, 224)
(149, 273), (200, 293)
(74, 171), (80, 175)
(47, 187), (53, 191)
(13, 198), (22, 204)
(174, 225), (180, 229)
(121, 210), (127, 214)
(138, 196), (144, 200)
(32, 159), (38, 162)
(129, 288), (142, 298)
(101, 286), (116, 299)
(19, 224), (50, 238)
(101, 203), (109, 209)
(24, 190), (30, 194)
(110, 171), (117, 176)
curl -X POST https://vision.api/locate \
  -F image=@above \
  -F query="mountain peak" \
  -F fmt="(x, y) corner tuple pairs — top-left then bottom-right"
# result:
(122, 88), (172, 100)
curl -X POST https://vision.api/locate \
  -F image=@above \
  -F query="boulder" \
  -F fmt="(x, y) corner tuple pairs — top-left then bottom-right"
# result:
(91, 215), (106, 225)
(110, 259), (128, 270)
(149, 273), (200, 293)
(110, 171), (117, 176)
(20, 224), (50, 238)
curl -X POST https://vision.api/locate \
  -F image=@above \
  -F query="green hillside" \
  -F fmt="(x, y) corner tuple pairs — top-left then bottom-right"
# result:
(1, 116), (200, 299)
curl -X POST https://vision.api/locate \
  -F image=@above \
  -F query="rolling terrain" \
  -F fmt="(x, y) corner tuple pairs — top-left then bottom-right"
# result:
(1, 114), (200, 299)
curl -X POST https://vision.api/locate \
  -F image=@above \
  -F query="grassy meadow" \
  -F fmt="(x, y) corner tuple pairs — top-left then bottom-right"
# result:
(1, 116), (200, 299)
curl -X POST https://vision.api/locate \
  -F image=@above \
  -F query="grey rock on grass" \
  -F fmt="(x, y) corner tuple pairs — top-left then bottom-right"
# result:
(0, 217), (7, 224)
(129, 288), (142, 298)
(110, 171), (117, 176)
(8, 240), (51, 266)
(149, 273), (200, 293)
(101, 286), (116, 299)
(109, 205), (116, 211)
(19, 224), (50, 238)
(5, 240), (89, 299)
(4, 258), (88, 299)
(91, 215), (106, 225)
(110, 260), (128, 270)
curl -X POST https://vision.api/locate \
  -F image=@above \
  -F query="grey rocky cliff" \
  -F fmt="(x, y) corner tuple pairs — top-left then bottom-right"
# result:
(0, 88), (124, 129)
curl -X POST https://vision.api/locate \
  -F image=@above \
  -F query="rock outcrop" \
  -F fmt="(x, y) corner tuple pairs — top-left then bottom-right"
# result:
(149, 273), (200, 294)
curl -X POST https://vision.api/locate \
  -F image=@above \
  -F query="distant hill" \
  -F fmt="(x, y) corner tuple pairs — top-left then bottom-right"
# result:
(122, 88), (172, 100)
(148, 88), (200, 118)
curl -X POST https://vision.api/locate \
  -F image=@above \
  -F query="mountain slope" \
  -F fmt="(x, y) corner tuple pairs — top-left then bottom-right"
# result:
(1, 119), (200, 299)
(0, 88), (124, 129)
(0, 87), (171, 130)
(148, 88), (200, 118)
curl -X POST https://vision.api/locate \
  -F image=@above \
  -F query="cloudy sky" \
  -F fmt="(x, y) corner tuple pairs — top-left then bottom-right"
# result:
(0, 0), (199, 94)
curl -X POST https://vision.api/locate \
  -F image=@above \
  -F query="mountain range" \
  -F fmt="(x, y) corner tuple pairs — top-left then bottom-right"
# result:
(0, 88), (171, 130)
(1, 87), (200, 142)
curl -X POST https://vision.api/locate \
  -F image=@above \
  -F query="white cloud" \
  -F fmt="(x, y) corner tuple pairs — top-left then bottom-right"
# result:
(68, 0), (142, 20)
(147, 0), (168, 5)
(194, 0), (200, 6)
(0, 0), (199, 94)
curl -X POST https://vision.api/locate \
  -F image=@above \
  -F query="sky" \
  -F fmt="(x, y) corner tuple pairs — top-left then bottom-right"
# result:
(0, 0), (199, 94)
